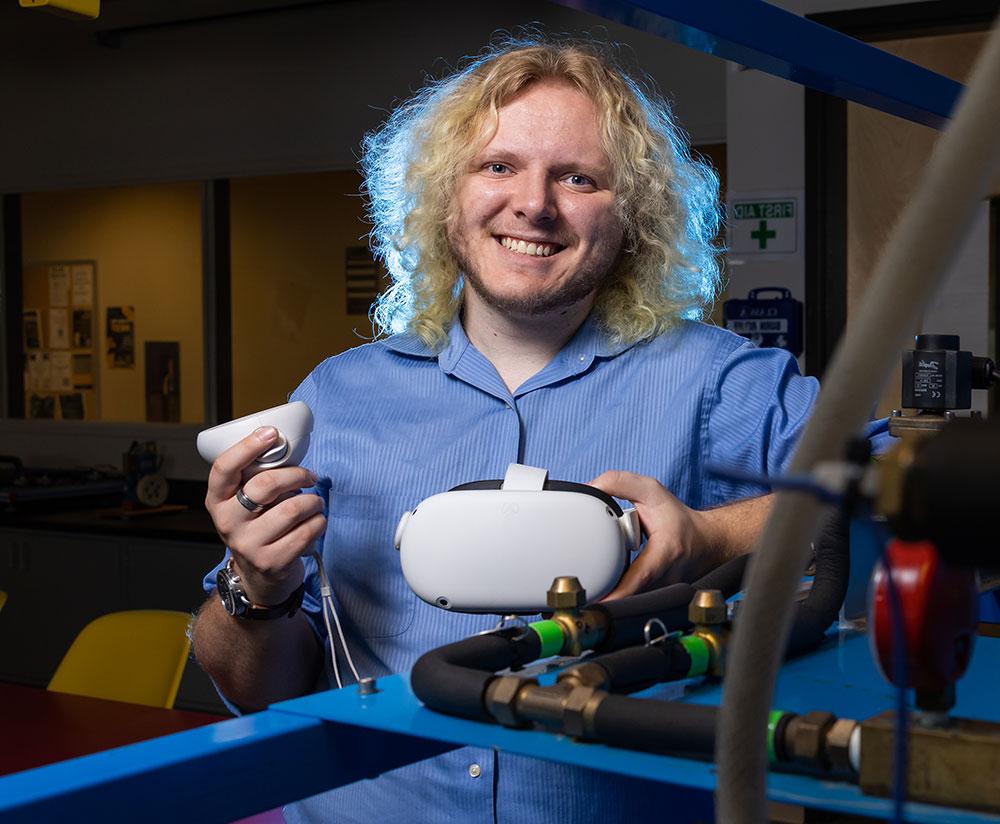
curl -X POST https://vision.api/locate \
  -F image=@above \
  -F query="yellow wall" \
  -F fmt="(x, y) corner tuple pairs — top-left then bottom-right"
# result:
(230, 171), (375, 416)
(22, 183), (204, 423)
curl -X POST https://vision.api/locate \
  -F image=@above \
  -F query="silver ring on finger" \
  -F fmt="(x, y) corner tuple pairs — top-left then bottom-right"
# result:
(235, 485), (266, 514)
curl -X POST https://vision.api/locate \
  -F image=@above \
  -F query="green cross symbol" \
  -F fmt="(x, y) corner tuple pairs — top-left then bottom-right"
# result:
(751, 220), (776, 250)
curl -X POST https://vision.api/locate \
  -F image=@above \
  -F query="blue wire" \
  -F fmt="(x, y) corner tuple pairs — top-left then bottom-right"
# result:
(703, 463), (843, 504)
(874, 523), (909, 824)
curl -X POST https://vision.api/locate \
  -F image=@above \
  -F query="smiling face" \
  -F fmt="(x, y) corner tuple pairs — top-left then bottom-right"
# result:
(448, 79), (624, 321)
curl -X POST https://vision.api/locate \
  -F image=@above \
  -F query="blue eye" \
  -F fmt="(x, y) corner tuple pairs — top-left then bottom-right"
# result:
(487, 163), (510, 174)
(567, 174), (594, 187)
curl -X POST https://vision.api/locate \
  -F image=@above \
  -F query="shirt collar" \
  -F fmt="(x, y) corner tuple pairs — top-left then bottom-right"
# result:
(382, 318), (470, 368)
(382, 311), (638, 367)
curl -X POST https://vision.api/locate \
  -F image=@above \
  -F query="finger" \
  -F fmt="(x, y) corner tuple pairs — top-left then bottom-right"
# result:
(245, 495), (323, 545)
(219, 484), (322, 543)
(266, 512), (328, 565)
(588, 470), (664, 506)
(206, 426), (279, 504)
(600, 539), (675, 601)
(239, 466), (319, 508)
(238, 512), (328, 583)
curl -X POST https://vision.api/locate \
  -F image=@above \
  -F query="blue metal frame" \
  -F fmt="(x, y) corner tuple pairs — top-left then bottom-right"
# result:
(0, 707), (453, 823)
(549, 0), (964, 129)
(4, 634), (1000, 822)
(0, 5), (991, 818)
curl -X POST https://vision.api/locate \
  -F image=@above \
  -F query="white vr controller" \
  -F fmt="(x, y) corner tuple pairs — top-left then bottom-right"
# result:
(395, 463), (641, 614)
(196, 401), (314, 476)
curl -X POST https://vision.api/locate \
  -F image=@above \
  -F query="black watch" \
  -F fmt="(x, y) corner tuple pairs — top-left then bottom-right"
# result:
(216, 559), (305, 620)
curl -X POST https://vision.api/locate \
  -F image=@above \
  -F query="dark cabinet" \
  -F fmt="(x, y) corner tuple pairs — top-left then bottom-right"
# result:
(0, 529), (227, 713)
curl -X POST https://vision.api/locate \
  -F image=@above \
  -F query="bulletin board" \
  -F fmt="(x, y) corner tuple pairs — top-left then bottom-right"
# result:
(22, 260), (100, 420)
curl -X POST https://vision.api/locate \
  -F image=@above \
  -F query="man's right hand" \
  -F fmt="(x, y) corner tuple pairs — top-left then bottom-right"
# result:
(204, 425), (327, 606)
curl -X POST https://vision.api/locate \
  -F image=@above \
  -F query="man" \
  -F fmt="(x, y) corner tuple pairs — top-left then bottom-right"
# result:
(193, 37), (817, 822)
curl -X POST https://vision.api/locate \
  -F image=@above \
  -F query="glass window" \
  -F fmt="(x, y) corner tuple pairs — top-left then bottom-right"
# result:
(20, 182), (204, 423)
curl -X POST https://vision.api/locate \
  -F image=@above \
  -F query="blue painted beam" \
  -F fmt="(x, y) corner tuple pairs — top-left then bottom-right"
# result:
(4, 635), (1000, 821)
(0, 707), (455, 823)
(550, 0), (965, 129)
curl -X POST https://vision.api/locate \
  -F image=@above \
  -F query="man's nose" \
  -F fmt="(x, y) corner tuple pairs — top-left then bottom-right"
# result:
(511, 171), (556, 223)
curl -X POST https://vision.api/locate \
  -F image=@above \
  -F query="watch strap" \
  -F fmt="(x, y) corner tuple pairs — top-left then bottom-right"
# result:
(220, 559), (305, 620)
(243, 581), (306, 620)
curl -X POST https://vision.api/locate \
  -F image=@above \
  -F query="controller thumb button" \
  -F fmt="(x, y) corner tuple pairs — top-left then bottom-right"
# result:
(256, 435), (289, 465)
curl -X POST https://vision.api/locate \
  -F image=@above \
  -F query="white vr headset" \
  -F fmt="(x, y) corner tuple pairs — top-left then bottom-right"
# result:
(394, 463), (640, 614)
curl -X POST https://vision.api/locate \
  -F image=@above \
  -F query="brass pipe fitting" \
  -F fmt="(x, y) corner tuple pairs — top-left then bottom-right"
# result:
(786, 711), (837, 769)
(561, 684), (606, 739)
(546, 576), (610, 656)
(875, 433), (923, 523)
(502, 679), (607, 739)
(484, 675), (537, 728)
(556, 661), (610, 691)
(688, 589), (730, 677)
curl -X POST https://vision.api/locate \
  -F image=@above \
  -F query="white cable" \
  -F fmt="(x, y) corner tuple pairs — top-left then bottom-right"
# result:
(715, 18), (1000, 823)
(321, 592), (344, 690)
(310, 550), (363, 687)
(327, 588), (362, 684)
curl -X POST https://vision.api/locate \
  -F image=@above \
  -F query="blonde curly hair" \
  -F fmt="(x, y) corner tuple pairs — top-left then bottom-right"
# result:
(362, 34), (723, 350)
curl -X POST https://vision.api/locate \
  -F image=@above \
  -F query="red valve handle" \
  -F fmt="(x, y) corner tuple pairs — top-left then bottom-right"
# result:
(871, 539), (978, 695)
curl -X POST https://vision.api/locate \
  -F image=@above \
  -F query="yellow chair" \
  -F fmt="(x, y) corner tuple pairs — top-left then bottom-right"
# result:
(48, 610), (192, 709)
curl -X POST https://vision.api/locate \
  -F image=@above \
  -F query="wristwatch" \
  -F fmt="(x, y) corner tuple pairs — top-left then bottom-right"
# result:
(216, 558), (305, 620)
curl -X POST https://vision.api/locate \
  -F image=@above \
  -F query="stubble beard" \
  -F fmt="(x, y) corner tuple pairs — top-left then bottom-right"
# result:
(451, 234), (623, 319)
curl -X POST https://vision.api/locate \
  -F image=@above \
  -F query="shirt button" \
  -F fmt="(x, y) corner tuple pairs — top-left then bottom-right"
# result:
(579, 354), (586, 361)
(468, 763), (482, 778)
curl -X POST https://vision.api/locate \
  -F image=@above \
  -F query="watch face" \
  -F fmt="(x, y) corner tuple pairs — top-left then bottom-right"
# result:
(217, 568), (244, 616)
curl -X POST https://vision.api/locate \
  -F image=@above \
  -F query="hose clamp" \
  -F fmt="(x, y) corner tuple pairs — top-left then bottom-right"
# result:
(476, 614), (529, 640)
(643, 618), (681, 647)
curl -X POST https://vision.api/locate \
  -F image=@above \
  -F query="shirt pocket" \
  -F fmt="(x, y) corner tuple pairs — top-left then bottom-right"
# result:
(322, 492), (417, 639)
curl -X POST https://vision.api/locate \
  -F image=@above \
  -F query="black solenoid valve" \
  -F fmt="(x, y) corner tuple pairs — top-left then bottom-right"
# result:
(901, 334), (997, 412)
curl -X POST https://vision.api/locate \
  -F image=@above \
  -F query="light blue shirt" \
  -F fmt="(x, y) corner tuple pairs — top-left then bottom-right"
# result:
(206, 315), (823, 823)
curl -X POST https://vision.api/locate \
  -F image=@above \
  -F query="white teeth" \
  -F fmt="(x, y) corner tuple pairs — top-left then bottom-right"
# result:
(499, 236), (558, 257)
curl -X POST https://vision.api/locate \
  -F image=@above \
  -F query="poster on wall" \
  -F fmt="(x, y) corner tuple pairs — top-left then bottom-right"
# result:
(26, 352), (45, 391)
(48, 308), (68, 349)
(23, 309), (41, 349)
(145, 341), (180, 423)
(72, 309), (93, 348)
(48, 265), (69, 307)
(71, 263), (94, 306)
(72, 353), (94, 389)
(50, 352), (73, 391)
(106, 306), (135, 368)
(345, 246), (387, 315)
(59, 393), (85, 420)
(29, 393), (55, 419)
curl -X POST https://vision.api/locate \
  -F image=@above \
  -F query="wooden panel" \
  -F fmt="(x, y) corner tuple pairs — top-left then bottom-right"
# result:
(847, 30), (989, 417)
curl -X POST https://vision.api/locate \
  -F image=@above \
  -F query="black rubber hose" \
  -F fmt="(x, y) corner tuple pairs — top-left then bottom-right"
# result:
(785, 509), (849, 657)
(691, 552), (750, 598)
(410, 628), (541, 721)
(590, 582), (695, 652)
(580, 641), (694, 694)
(589, 694), (717, 757)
